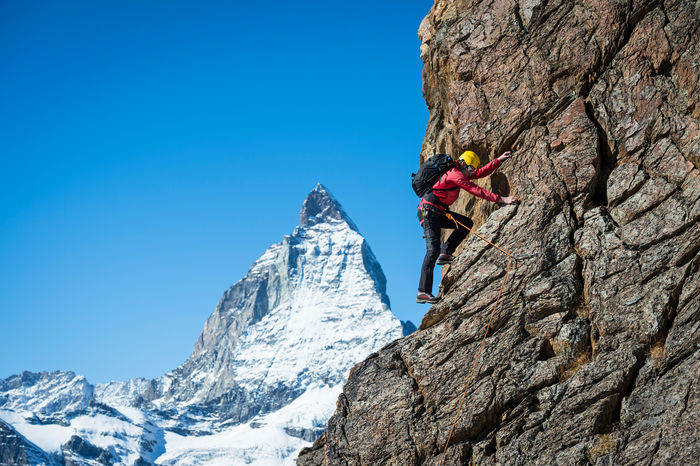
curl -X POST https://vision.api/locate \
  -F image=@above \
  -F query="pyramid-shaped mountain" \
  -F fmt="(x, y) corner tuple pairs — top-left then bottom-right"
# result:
(0, 184), (409, 465)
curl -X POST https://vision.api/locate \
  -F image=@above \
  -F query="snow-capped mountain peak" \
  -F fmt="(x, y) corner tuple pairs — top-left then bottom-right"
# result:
(299, 183), (358, 231)
(0, 184), (410, 465)
(154, 185), (401, 420)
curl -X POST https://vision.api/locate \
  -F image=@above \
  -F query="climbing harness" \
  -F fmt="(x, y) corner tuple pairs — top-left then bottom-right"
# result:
(439, 212), (514, 466)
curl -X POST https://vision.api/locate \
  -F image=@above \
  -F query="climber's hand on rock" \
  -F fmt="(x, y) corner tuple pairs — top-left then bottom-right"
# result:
(500, 196), (518, 205)
(497, 151), (513, 163)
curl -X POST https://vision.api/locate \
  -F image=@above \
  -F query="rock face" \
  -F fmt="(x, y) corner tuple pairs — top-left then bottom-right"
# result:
(61, 435), (114, 466)
(299, 0), (699, 464)
(0, 419), (57, 466)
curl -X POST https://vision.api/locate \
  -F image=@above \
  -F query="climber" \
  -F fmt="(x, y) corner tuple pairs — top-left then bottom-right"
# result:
(416, 150), (518, 304)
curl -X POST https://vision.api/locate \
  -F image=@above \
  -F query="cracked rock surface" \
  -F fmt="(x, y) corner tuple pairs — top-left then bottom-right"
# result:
(299, 0), (699, 464)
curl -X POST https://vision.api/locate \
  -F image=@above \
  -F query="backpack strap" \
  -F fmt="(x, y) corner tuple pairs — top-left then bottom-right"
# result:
(423, 193), (448, 210)
(424, 167), (457, 207)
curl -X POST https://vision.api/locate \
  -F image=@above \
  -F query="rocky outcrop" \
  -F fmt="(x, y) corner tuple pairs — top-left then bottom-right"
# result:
(0, 420), (57, 466)
(61, 435), (114, 466)
(299, 0), (698, 464)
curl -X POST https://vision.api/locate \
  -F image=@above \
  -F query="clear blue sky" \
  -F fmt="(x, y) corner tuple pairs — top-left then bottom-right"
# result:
(1, 0), (434, 383)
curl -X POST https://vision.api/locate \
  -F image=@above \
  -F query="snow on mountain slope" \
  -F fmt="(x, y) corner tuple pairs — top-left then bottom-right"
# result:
(0, 372), (92, 416)
(0, 184), (410, 465)
(150, 184), (401, 412)
(157, 384), (340, 466)
(218, 219), (399, 392)
(0, 419), (60, 466)
(0, 406), (163, 465)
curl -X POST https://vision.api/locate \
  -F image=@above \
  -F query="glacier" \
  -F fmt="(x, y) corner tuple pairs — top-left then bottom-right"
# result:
(0, 184), (410, 465)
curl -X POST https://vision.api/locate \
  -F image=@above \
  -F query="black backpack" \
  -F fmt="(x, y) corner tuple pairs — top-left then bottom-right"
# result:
(411, 154), (455, 197)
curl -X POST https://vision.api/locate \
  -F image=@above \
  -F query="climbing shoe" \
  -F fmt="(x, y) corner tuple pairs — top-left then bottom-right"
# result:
(436, 253), (454, 265)
(416, 292), (440, 304)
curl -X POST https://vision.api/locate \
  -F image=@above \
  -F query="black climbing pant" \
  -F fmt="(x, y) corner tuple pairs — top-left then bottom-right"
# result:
(418, 208), (473, 294)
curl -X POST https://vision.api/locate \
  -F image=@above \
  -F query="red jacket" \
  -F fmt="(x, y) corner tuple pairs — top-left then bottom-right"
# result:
(419, 158), (502, 210)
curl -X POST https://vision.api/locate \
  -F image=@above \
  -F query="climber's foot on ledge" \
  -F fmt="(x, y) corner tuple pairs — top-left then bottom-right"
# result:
(416, 292), (440, 304)
(436, 253), (454, 265)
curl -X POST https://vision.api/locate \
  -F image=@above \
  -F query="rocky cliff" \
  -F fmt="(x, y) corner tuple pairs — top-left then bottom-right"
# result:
(0, 419), (58, 466)
(298, 0), (699, 464)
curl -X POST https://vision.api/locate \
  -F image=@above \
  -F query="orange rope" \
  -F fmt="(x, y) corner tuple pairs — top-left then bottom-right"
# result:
(439, 213), (513, 466)
(445, 212), (513, 258)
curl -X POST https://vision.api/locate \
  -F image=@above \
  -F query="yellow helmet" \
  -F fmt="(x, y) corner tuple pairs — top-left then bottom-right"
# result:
(460, 150), (480, 169)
